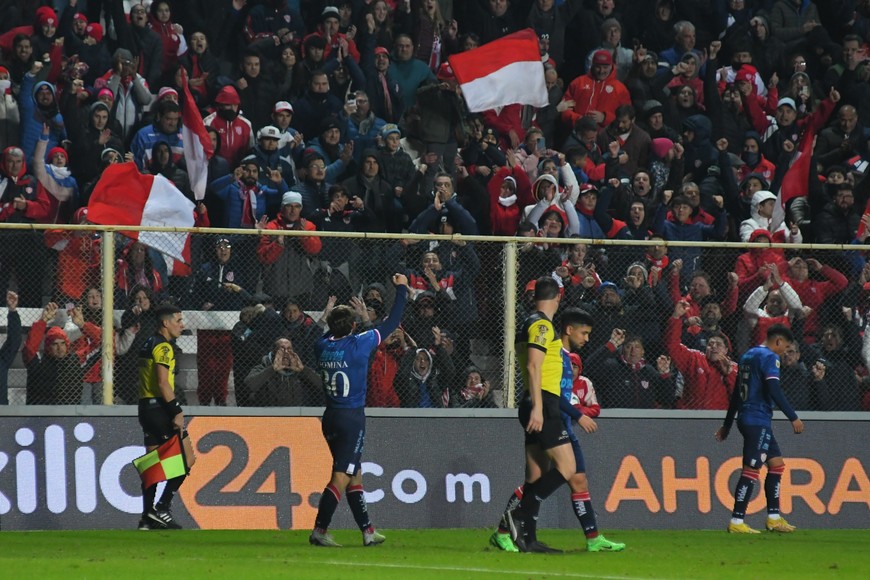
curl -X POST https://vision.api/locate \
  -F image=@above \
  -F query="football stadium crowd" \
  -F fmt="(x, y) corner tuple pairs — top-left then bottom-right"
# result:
(1, 0), (870, 411)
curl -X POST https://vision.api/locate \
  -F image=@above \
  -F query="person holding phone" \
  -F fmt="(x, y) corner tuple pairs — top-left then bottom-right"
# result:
(244, 337), (323, 407)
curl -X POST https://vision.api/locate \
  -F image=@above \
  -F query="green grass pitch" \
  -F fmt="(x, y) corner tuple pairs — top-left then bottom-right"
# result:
(2, 529), (868, 579)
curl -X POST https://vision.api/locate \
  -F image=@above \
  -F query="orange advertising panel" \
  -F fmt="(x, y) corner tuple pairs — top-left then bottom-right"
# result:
(179, 417), (331, 530)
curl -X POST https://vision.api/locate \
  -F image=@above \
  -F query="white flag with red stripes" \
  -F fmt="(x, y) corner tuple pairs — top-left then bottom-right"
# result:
(180, 69), (213, 201)
(447, 28), (548, 113)
(88, 162), (195, 264)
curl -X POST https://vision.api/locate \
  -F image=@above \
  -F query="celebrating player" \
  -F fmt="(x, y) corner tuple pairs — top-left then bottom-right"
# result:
(309, 273), (410, 547)
(492, 306), (625, 552)
(716, 324), (804, 534)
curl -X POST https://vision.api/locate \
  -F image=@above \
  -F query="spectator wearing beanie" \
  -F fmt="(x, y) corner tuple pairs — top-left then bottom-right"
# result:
(22, 304), (89, 405)
(102, 48), (154, 142)
(33, 128), (78, 224)
(203, 85), (254, 167)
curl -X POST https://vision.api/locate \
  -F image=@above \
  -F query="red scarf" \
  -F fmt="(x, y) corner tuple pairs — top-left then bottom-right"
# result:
(645, 254), (669, 285)
(239, 185), (257, 227)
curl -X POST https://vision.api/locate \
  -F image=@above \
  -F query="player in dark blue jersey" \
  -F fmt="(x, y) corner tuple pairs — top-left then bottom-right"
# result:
(309, 273), (410, 548)
(715, 324), (804, 534)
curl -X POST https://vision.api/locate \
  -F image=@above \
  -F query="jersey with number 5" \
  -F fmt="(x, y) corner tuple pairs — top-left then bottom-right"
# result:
(316, 329), (381, 409)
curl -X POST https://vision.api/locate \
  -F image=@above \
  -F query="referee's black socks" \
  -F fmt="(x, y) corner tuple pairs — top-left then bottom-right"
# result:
(518, 468), (568, 516)
(157, 474), (187, 509)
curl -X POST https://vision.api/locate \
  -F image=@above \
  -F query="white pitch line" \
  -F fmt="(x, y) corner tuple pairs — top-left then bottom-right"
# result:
(304, 559), (662, 580)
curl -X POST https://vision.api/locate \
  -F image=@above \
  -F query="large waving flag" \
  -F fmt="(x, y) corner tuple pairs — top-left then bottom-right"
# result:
(447, 28), (548, 113)
(132, 434), (188, 488)
(88, 162), (195, 263)
(179, 69), (213, 201)
(771, 125), (816, 232)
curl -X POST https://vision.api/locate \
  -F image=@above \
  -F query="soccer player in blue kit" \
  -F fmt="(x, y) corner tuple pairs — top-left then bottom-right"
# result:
(715, 324), (804, 534)
(309, 273), (410, 547)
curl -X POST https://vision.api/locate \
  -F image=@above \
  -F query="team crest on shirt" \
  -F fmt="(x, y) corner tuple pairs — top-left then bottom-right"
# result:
(641, 380), (649, 389)
(760, 452), (768, 463)
(235, 126), (242, 135)
(605, 85), (613, 93)
(226, 271), (234, 282)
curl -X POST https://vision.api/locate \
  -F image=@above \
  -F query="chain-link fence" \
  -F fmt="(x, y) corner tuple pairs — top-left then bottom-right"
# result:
(1, 225), (869, 412)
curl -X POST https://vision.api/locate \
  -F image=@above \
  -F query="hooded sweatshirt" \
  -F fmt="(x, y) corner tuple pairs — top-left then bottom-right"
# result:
(19, 77), (66, 166)
(739, 190), (800, 243)
(561, 63), (631, 128)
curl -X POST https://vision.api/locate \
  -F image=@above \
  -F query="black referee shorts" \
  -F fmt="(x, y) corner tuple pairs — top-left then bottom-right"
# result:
(138, 398), (181, 447)
(518, 391), (570, 450)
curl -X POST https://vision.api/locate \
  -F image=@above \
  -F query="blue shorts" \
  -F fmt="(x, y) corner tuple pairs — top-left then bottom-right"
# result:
(738, 422), (782, 469)
(322, 407), (366, 475)
(570, 433), (586, 474)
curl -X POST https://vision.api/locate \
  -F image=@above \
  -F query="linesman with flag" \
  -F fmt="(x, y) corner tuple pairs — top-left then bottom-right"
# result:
(134, 304), (191, 530)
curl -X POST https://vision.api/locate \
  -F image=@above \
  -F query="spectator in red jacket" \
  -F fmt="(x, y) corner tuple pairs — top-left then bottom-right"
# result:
(568, 352), (600, 417)
(734, 229), (789, 299)
(783, 257), (848, 342)
(561, 49), (631, 130)
(367, 327), (409, 408)
(665, 300), (736, 410)
(488, 150), (534, 236)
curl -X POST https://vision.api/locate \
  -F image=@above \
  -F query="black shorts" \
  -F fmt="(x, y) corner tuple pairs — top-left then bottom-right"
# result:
(322, 407), (366, 476)
(518, 391), (570, 450)
(138, 398), (181, 447)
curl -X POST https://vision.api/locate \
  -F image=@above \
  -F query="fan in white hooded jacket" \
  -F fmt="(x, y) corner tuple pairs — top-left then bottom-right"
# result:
(739, 189), (802, 244)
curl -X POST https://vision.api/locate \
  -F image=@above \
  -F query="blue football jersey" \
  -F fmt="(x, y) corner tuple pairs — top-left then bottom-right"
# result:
(316, 329), (381, 409)
(560, 348), (580, 441)
(735, 345), (797, 426)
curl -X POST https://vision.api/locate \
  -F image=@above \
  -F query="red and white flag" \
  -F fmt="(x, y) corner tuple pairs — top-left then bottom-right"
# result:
(88, 162), (195, 264)
(447, 28), (548, 113)
(771, 125), (815, 231)
(180, 70), (213, 201)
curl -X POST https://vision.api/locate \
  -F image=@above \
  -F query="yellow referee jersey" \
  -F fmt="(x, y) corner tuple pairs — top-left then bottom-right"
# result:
(516, 311), (562, 396)
(139, 336), (176, 399)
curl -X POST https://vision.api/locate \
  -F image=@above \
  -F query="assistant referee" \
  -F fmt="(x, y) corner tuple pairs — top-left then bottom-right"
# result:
(137, 304), (188, 530)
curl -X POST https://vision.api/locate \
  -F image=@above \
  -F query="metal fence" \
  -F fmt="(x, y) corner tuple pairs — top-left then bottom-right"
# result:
(1, 224), (869, 412)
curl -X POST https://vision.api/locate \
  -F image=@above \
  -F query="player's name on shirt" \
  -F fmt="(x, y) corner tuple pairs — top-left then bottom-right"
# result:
(321, 359), (349, 369)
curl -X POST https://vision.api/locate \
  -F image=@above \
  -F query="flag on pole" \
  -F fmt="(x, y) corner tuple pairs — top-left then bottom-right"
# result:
(88, 162), (195, 263)
(132, 433), (188, 488)
(771, 125), (816, 232)
(179, 69), (213, 201)
(447, 28), (548, 113)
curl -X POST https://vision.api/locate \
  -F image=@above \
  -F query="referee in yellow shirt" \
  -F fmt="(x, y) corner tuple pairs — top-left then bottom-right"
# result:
(137, 304), (187, 530)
